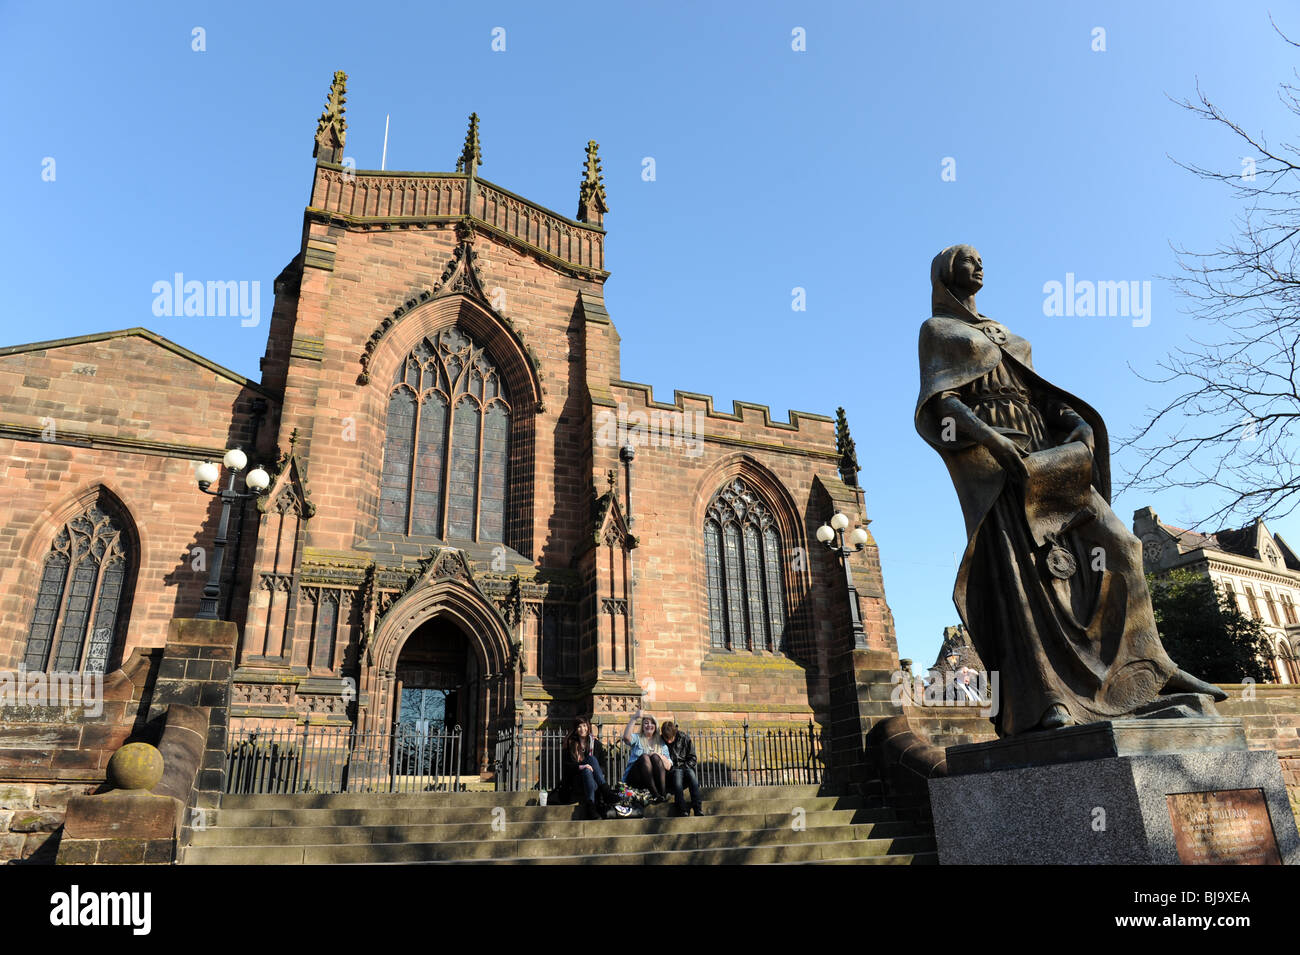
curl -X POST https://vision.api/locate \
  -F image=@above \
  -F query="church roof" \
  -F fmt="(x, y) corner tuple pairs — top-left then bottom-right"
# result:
(0, 326), (272, 397)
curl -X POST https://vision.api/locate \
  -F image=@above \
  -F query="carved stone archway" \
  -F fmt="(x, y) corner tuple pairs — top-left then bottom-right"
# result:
(363, 549), (519, 774)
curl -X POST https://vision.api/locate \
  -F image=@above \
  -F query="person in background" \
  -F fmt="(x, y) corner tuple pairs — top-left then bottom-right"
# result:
(622, 707), (671, 802)
(660, 720), (705, 817)
(946, 666), (982, 704)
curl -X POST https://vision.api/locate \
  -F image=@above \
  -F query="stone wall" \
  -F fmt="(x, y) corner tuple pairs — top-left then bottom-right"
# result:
(0, 329), (270, 670)
(0, 782), (96, 863)
(1217, 683), (1300, 818)
(0, 648), (158, 863)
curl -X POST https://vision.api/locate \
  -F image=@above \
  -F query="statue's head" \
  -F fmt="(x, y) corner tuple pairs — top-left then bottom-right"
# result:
(931, 244), (983, 297)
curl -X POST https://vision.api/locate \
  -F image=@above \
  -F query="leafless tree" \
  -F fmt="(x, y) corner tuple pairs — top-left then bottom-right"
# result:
(1123, 19), (1300, 525)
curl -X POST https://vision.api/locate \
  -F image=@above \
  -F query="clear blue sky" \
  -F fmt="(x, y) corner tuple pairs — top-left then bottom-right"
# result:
(4, 1), (1297, 669)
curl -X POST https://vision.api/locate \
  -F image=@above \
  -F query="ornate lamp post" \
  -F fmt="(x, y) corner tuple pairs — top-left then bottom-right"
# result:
(816, 512), (870, 650)
(195, 448), (270, 621)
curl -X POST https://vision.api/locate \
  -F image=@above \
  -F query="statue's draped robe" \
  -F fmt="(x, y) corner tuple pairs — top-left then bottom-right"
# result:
(915, 289), (1190, 736)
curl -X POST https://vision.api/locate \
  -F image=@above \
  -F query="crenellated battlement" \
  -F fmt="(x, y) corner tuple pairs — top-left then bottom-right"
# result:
(610, 378), (835, 438)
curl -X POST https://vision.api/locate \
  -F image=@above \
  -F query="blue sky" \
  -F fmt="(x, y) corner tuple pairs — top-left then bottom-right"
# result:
(4, 1), (1297, 669)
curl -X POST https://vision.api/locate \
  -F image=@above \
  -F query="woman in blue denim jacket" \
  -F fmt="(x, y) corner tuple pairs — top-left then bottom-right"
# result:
(622, 708), (672, 802)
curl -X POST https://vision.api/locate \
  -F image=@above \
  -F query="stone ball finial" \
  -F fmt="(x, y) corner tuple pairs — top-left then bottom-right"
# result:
(107, 742), (164, 792)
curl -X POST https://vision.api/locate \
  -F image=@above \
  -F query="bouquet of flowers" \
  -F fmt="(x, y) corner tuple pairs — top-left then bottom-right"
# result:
(604, 782), (653, 817)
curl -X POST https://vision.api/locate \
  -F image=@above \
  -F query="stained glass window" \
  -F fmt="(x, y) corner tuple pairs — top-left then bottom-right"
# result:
(378, 327), (511, 541)
(23, 499), (132, 673)
(703, 478), (788, 652)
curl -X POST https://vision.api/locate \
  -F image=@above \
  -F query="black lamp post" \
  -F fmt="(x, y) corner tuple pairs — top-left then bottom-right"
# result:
(816, 512), (871, 650)
(195, 448), (270, 621)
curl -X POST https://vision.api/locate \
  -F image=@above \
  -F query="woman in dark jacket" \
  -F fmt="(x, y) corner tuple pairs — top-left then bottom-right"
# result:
(559, 717), (610, 819)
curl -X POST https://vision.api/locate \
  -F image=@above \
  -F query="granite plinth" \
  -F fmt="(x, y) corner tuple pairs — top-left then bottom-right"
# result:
(946, 717), (1247, 775)
(929, 745), (1300, 865)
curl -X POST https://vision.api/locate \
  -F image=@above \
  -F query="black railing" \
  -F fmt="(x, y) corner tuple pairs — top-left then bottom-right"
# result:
(224, 724), (463, 794)
(493, 721), (825, 793)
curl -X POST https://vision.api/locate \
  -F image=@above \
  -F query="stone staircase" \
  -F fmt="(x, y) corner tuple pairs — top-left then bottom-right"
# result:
(181, 785), (936, 864)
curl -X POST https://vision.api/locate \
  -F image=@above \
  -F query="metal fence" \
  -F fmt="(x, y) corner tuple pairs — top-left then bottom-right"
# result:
(493, 721), (825, 793)
(224, 724), (463, 794)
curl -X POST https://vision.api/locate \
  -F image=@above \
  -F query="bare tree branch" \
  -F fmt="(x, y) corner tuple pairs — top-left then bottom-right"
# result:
(1119, 31), (1300, 529)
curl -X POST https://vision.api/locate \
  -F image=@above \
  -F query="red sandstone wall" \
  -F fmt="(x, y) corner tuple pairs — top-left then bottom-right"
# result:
(269, 222), (595, 563)
(0, 334), (264, 667)
(603, 382), (895, 726)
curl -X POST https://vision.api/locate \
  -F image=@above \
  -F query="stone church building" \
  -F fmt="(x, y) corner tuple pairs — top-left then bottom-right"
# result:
(0, 71), (897, 777)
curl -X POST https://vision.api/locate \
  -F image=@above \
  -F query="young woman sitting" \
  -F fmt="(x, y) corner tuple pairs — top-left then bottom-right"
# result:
(560, 716), (610, 819)
(621, 708), (672, 802)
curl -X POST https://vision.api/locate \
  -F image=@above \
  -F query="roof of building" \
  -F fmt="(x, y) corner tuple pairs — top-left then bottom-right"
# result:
(1152, 512), (1300, 572)
(0, 326), (272, 396)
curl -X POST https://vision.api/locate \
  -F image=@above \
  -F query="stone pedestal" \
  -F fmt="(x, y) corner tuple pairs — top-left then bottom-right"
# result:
(929, 719), (1300, 864)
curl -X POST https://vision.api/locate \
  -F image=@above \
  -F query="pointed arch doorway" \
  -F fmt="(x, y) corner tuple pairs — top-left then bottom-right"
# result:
(394, 617), (480, 776)
(365, 559), (518, 779)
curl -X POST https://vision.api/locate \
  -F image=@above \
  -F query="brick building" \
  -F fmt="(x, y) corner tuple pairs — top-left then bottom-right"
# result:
(0, 71), (897, 777)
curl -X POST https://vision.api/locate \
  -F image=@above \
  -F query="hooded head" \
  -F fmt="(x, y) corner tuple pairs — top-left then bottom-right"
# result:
(931, 244), (983, 317)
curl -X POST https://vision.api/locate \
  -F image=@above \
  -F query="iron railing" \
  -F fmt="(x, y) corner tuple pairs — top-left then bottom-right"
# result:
(493, 721), (825, 793)
(224, 723), (463, 794)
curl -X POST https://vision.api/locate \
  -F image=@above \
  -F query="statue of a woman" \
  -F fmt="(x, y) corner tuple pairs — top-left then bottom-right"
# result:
(914, 245), (1226, 736)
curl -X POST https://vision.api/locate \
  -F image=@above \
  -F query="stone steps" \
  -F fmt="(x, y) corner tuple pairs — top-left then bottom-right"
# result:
(414, 838), (939, 866)
(186, 832), (937, 865)
(188, 811), (912, 847)
(183, 785), (933, 866)
(208, 796), (881, 829)
(217, 783), (830, 810)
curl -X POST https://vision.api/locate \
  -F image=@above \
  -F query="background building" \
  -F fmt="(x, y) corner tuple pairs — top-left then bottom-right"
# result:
(1135, 506), (1300, 683)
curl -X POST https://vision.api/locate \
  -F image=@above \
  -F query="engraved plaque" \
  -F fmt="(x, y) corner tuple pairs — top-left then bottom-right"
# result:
(1167, 789), (1282, 865)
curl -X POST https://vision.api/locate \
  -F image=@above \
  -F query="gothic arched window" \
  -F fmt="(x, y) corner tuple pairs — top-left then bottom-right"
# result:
(703, 478), (787, 652)
(379, 327), (511, 541)
(23, 498), (134, 673)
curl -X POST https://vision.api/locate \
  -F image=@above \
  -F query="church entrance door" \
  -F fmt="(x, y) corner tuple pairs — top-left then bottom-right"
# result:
(393, 617), (479, 778)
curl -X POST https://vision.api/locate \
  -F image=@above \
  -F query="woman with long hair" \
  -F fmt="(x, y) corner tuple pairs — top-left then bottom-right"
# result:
(621, 707), (672, 801)
(560, 716), (609, 819)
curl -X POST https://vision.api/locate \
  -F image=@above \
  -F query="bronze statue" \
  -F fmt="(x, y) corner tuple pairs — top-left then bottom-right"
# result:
(914, 245), (1227, 736)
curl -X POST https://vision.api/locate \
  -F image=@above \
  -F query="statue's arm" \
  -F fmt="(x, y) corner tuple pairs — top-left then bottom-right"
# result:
(931, 393), (1029, 484)
(932, 393), (1001, 447)
(1040, 397), (1095, 453)
(1041, 398), (1085, 430)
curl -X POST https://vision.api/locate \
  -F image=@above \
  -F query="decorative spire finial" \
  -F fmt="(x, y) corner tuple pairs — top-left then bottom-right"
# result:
(314, 70), (348, 163)
(456, 113), (482, 175)
(606, 468), (617, 494)
(577, 140), (609, 224)
(835, 407), (860, 488)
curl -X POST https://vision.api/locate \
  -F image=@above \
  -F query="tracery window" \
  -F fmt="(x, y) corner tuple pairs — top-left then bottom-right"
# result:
(379, 327), (511, 541)
(22, 498), (133, 673)
(703, 478), (787, 652)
